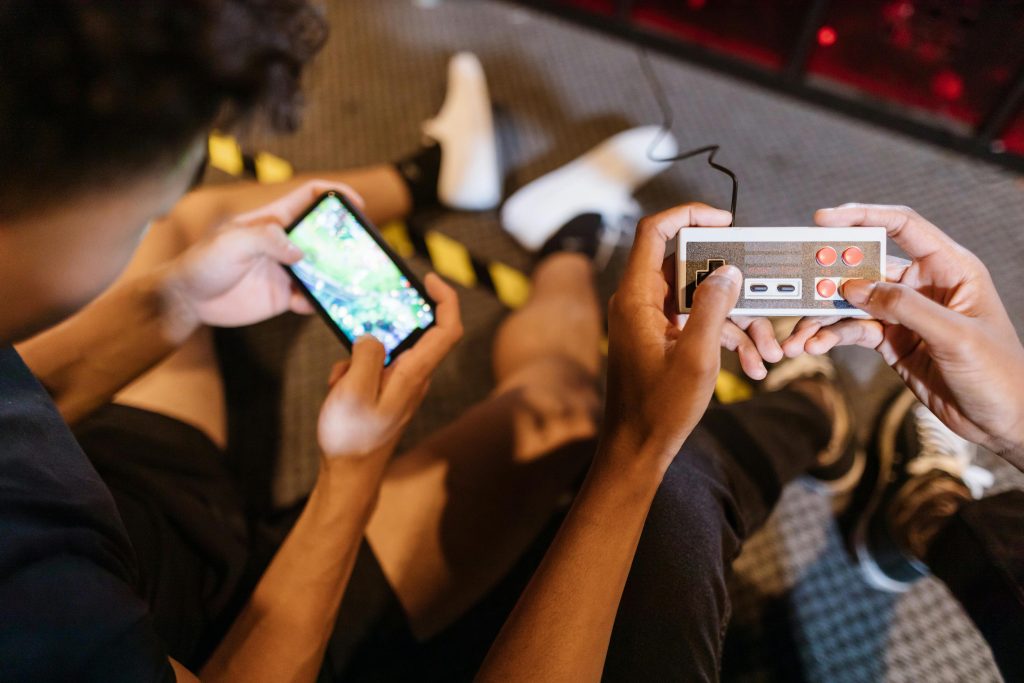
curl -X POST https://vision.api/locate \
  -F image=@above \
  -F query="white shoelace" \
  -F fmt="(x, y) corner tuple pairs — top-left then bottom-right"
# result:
(907, 404), (994, 499)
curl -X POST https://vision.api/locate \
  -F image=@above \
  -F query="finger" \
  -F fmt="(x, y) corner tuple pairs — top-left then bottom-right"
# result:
(328, 360), (351, 386)
(661, 256), (682, 317)
(622, 203), (732, 304)
(741, 317), (784, 363)
(721, 322), (768, 380)
(337, 336), (386, 401)
(804, 319), (885, 355)
(841, 279), (968, 352)
(234, 180), (366, 226)
(886, 255), (911, 282)
(813, 204), (952, 261)
(661, 255), (675, 285)
(414, 273), (463, 369)
(380, 273), (463, 408)
(780, 317), (836, 357)
(253, 222), (305, 264)
(289, 289), (315, 315)
(674, 265), (742, 359)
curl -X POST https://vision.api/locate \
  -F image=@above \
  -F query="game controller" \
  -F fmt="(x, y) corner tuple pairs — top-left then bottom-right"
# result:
(677, 227), (887, 317)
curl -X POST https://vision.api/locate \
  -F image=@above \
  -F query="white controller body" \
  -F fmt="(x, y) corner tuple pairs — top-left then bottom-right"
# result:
(676, 227), (887, 317)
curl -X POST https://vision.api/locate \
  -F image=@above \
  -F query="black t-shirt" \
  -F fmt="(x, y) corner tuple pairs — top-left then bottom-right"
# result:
(0, 346), (173, 682)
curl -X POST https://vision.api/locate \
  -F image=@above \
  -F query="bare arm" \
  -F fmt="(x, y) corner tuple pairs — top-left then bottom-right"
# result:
(19, 165), (409, 423)
(17, 267), (199, 424)
(476, 445), (662, 681)
(201, 452), (388, 683)
(17, 182), (362, 425)
(17, 215), (307, 425)
(477, 204), (742, 681)
(202, 273), (462, 682)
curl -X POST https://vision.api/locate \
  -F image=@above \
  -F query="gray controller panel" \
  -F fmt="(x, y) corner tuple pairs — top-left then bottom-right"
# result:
(677, 227), (887, 317)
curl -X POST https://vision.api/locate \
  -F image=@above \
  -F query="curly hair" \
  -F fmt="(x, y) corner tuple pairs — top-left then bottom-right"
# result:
(0, 0), (328, 217)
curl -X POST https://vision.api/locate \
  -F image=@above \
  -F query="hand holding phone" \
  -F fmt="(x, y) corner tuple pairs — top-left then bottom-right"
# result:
(316, 271), (462, 462)
(286, 191), (436, 363)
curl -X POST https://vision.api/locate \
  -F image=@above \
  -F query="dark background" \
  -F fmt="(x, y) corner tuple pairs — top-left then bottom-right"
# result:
(519, 0), (1024, 171)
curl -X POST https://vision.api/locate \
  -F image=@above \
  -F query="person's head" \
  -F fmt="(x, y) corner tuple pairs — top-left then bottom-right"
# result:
(0, 0), (327, 342)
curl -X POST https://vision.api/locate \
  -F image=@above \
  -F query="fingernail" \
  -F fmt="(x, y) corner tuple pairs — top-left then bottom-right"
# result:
(715, 265), (742, 284)
(288, 243), (304, 257)
(841, 279), (874, 305)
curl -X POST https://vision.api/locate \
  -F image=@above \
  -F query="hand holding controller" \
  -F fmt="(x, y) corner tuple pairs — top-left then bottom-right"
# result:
(781, 204), (1024, 468)
(604, 202), (744, 473)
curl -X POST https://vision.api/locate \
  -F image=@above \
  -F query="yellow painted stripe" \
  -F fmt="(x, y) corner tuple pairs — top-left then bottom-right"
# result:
(207, 134), (244, 176)
(425, 230), (477, 288)
(714, 369), (753, 404)
(380, 221), (416, 259)
(488, 261), (532, 309)
(254, 151), (294, 183)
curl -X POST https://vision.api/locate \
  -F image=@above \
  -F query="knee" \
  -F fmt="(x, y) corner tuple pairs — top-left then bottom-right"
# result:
(495, 358), (600, 461)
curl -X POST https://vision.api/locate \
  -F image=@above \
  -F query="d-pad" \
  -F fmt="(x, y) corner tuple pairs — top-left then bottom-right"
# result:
(687, 259), (727, 309)
(695, 259), (726, 287)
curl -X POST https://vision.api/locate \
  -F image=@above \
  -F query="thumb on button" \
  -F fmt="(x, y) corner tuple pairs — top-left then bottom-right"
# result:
(839, 279), (967, 352)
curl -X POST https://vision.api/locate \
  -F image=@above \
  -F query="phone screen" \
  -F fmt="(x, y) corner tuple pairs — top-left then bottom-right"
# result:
(286, 192), (435, 361)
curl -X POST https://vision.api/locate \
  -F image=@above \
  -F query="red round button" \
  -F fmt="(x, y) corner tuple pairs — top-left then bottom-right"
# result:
(816, 278), (837, 298)
(816, 246), (838, 267)
(842, 247), (864, 266)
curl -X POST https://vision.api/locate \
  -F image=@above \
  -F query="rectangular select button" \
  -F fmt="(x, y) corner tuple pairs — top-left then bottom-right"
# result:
(745, 278), (802, 300)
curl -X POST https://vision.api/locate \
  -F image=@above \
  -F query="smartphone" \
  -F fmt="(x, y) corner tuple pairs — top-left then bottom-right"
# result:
(285, 190), (435, 364)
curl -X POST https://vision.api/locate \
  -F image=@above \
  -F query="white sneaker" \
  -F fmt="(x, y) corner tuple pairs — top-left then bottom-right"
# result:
(422, 52), (501, 211)
(501, 126), (678, 251)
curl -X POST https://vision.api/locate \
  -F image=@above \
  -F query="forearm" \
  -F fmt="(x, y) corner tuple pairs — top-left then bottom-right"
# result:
(202, 454), (390, 683)
(17, 268), (198, 424)
(477, 435), (664, 682)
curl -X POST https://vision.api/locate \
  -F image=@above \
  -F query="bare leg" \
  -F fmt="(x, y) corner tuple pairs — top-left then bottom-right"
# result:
(367, 253), (603, 638)
(113, 164), (413, 448)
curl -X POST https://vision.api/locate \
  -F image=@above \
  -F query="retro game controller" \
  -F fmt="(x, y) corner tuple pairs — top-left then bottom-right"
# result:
(677, 227), (887, 317)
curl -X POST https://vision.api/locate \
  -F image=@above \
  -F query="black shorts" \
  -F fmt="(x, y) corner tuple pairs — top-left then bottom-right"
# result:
(74, 405), (556, 681)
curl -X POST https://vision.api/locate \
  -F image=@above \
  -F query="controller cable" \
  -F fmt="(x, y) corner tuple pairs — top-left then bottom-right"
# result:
(637, 48), (739, 227)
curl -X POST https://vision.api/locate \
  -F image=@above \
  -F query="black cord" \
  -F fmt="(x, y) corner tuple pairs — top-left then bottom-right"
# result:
(638, 49), (739, 226)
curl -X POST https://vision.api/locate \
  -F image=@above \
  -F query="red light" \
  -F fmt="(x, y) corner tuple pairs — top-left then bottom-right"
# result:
(687, 0), (706, 9)
(883, 1), (915, 23)
(891, 26), (912, 49)
(932, 70), (964, 100)
(817, 26), (837, 47)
